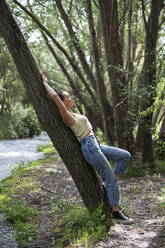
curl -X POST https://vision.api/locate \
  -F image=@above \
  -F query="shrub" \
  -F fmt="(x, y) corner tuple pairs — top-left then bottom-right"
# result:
(13, 108), (41, 138)
(153, 139), (165, 159)
(0, 107), (42, 140)
(0, 114), (17, 139)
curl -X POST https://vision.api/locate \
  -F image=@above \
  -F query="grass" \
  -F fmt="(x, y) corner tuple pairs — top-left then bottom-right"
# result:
(0, 143), (111, 247)
(0, 143), (59, 246)
(37, 142), (61, 163)
(0, 160), (41, 246)
(1, 140), (165, 247)
(37, 142), (57, 156)
(50, 198), (111, 248)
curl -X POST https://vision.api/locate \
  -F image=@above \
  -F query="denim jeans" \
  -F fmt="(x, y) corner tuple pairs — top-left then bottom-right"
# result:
(80, 135), (131, 207)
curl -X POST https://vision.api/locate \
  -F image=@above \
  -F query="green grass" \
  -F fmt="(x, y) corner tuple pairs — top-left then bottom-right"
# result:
(37, 142), (56, 155)
(50, 197), (112, 247)
(1, 140), (164, 247)
(50, 198), (111, 248)
(0, 143), (62, 246)
(0, 144), (112, 247)
(0, 146), (59, 247)
(0, 161), (40, 246)
(37, 142), (61, 162)
(2, 200), (38, 245)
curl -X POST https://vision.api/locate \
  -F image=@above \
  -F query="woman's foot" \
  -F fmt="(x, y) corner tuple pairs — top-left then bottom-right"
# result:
(112, 210), (134, 224)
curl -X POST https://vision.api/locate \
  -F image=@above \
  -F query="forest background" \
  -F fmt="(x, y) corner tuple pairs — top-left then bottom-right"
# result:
(0, 0), (165, 246)
(0, 0), (165, 167)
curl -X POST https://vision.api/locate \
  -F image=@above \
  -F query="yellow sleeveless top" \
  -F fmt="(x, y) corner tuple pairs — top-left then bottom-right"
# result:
(68, 113), (93, 140)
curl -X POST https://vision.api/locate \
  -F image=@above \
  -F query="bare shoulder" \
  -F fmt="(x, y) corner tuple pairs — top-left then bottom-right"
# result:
(63, 111), (76, 126)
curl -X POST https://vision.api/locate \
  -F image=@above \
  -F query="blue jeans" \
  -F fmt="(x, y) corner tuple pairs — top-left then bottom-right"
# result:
(80, 135), (131, 207)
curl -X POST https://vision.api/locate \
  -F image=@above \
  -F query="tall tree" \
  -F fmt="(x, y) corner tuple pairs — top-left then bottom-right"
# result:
(98, 0), (134, 151)
(86, 0), (114, 144)
(138, 0), (163, 166)
(54, 0), (115, 144)
(12, 0), (115, 145)
(0, 0), (111, 214)
(5, 0), (165, 164)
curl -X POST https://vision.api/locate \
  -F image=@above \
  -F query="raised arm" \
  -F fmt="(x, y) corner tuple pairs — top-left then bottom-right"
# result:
(41, 71), (75, 126)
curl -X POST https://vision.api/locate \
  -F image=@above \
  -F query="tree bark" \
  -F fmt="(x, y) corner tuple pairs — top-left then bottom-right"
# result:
(152, 89), (165, 127)
(159, 111), (165, 140)
(86, 0), (114, 145)
(0, 0), (111, 213)
(98, 0), (134, 152)
(139, 0), (163, 166)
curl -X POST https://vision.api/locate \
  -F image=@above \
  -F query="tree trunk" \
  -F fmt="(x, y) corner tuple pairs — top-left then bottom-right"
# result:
(98, 0), (134, 152)
(139, 0), (163, 166)
(152, 106), (162, 128)
(159, 112), (165, 140)
(0, 0), (111, 213)
(86, 0), (114, 145)
(152, 89), (165, 127)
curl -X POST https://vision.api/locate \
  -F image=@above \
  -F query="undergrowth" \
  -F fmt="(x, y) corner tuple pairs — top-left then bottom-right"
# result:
(0, 141), (164, 247)
(0, 160), (40, 246)
(0, 146), (59, 246)
(50, 197), (111, 247)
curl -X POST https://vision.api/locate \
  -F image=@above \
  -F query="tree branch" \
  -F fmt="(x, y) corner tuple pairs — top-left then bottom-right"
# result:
(12, 0), (97, 104)
(42, 32), (99, 118)
(93, 0), (99, 9)
(54, 0), (97, 90)
(141, 0), (148, 35)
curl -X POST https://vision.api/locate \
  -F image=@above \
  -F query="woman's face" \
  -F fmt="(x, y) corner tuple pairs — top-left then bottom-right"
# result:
(62, 91), (75, 108)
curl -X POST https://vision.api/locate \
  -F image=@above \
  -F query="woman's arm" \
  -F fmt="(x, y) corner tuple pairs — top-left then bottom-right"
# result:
(42, 71), (75, 126)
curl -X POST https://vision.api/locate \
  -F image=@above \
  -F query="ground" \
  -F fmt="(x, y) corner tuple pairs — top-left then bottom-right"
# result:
(24, 160), (165, 248)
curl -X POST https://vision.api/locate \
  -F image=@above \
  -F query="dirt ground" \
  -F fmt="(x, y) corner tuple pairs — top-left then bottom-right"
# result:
(26, 161), (165, 248)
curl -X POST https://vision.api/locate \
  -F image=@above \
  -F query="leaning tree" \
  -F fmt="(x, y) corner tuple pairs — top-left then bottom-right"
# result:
(0, 0), (111, 215)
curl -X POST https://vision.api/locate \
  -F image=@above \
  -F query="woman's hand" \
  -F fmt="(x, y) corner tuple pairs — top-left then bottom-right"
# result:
(41, 71), (47, 84)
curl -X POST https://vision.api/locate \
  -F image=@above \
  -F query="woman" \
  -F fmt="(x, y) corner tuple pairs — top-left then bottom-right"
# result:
(42, 71), (133, 224)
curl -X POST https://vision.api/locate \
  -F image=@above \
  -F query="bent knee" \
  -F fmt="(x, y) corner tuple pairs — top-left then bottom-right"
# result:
(125, 151), (131, 160)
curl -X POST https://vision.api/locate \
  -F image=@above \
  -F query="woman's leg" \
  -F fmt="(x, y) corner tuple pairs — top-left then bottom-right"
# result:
(100, 145), (131, 175)
(80, 135), (120, 207)
(80, 135), (133, 224)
